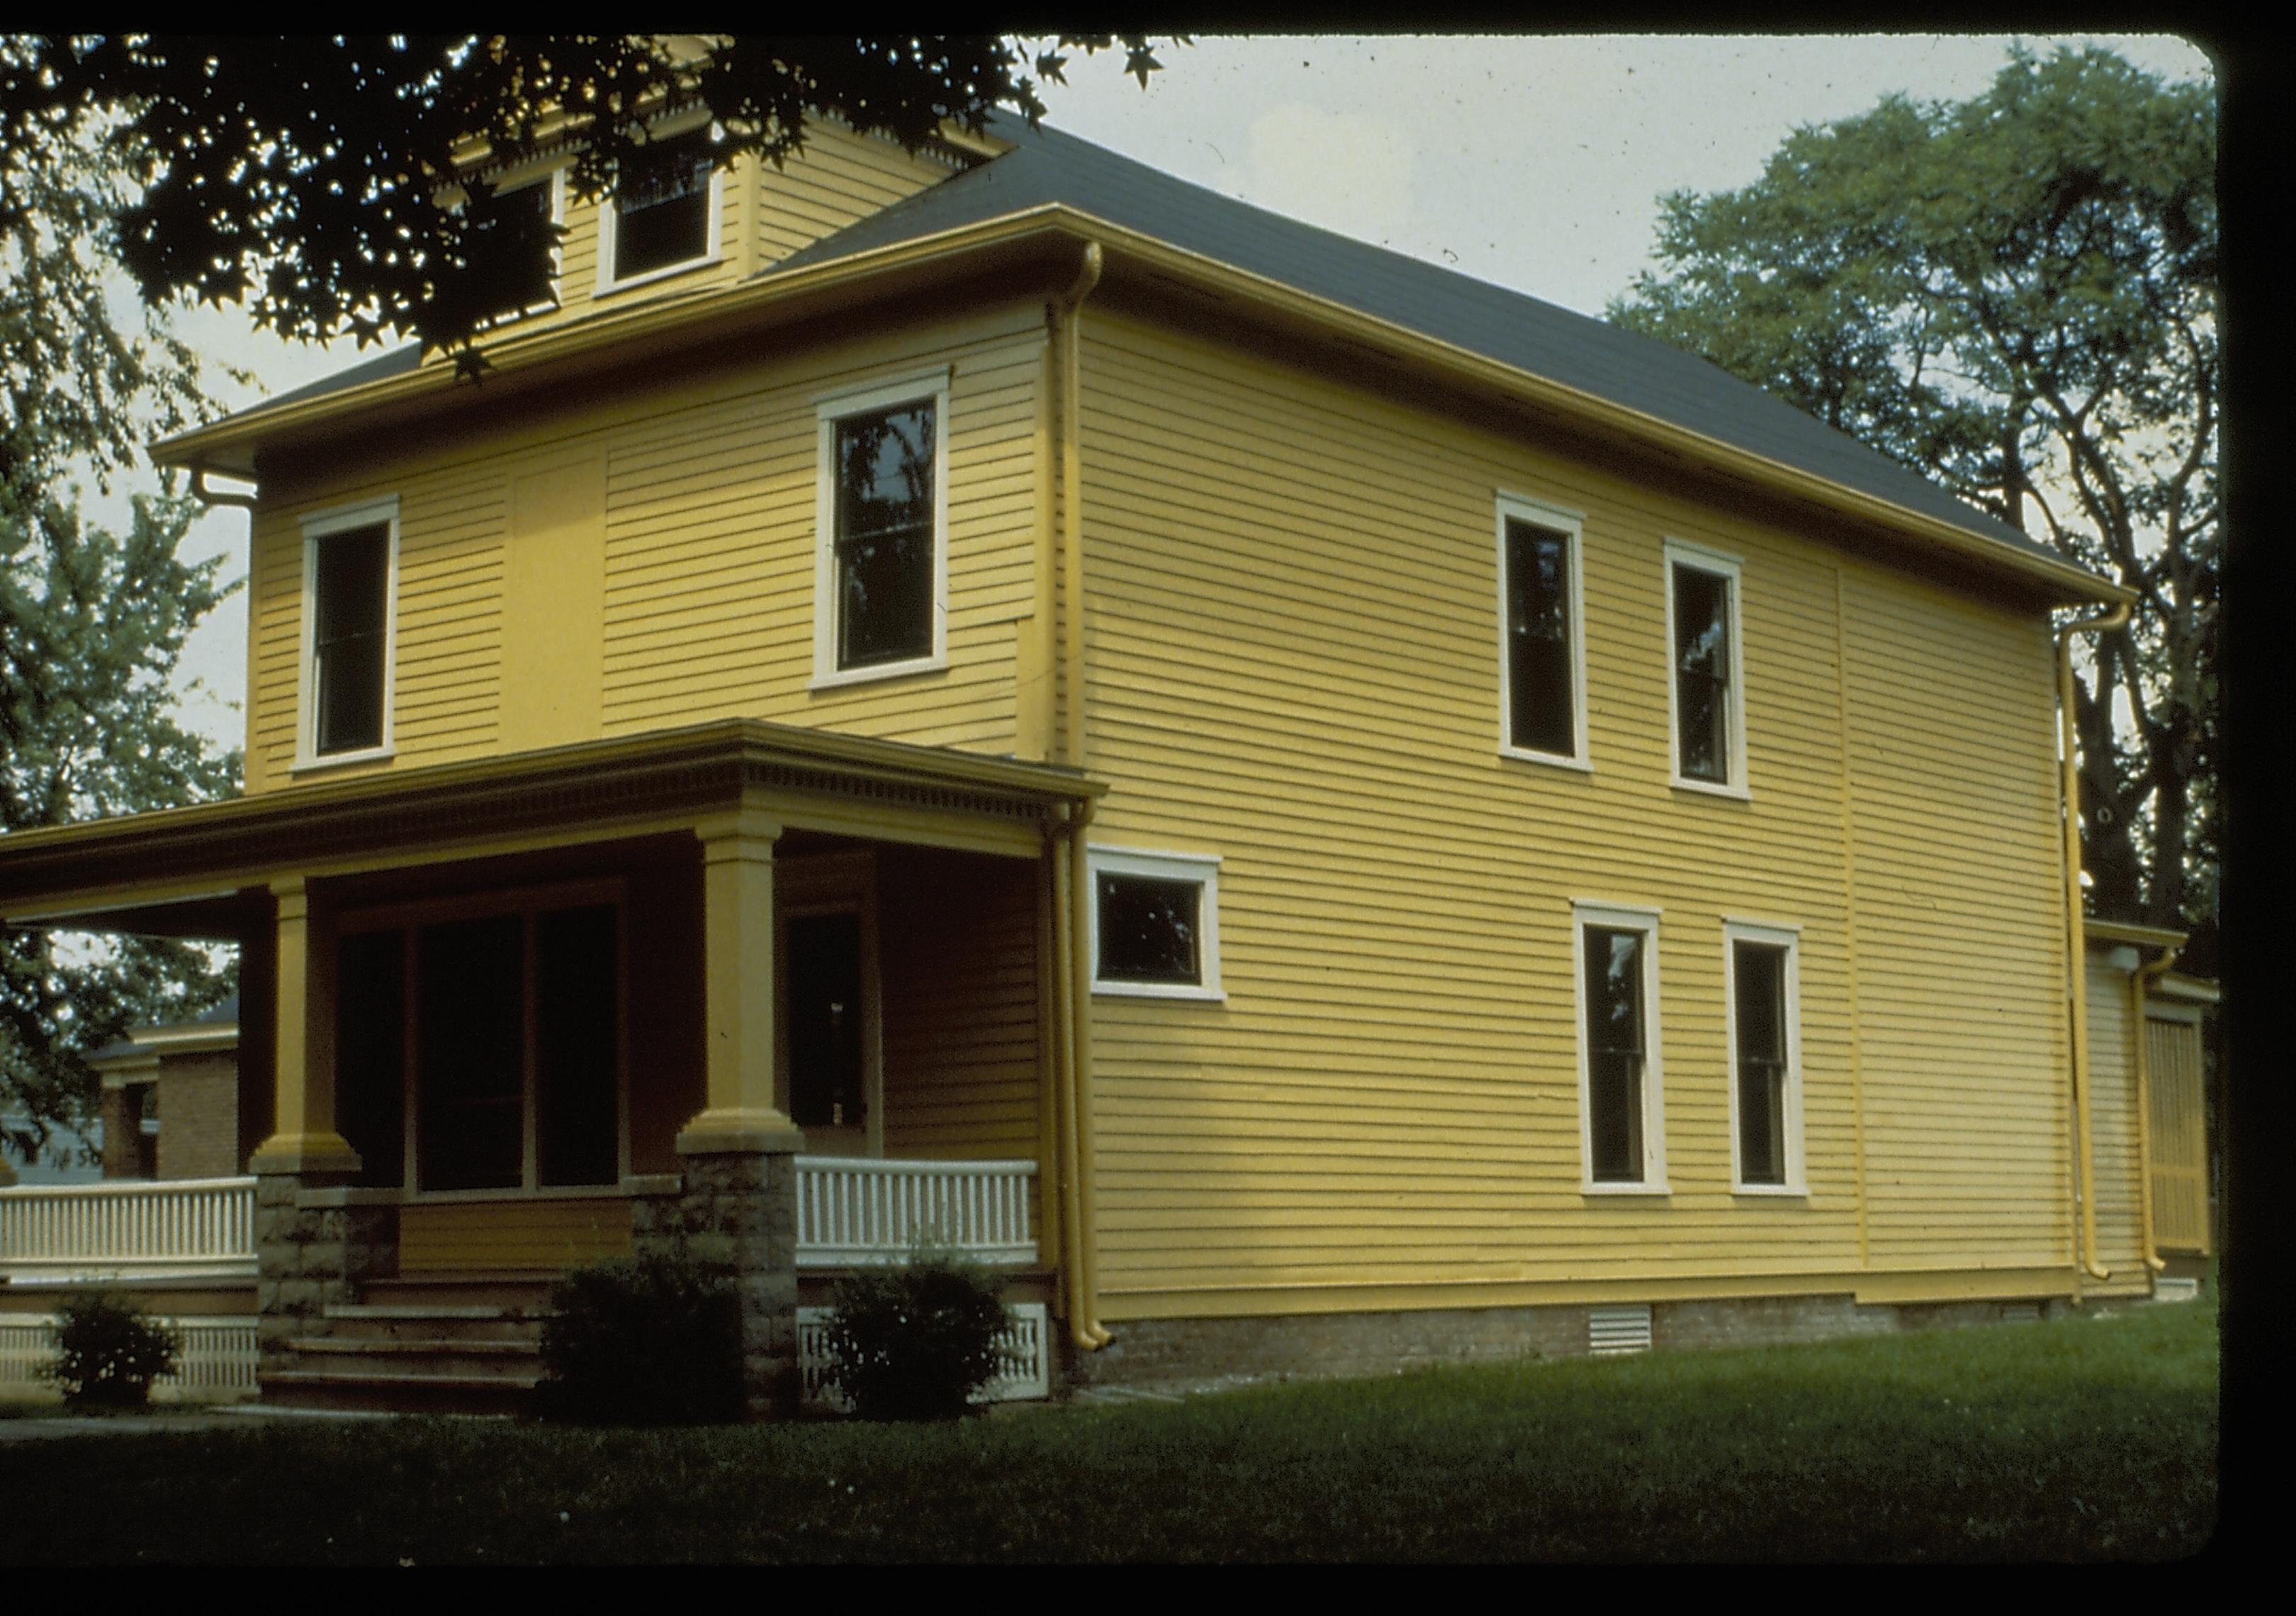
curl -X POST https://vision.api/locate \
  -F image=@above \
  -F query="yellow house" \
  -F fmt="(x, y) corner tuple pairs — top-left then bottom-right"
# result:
(0, 106), (2195, 1411)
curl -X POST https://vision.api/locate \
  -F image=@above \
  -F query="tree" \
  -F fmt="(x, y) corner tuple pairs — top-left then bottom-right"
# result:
(1608, 46), (2217, 933)
(3, 34), (1176, 376)
(3, 35), (241, 1163)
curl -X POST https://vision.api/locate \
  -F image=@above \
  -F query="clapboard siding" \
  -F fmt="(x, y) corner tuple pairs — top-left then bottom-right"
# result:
(1074, 307), (2069, 1313)
(2081, 954), (2149, 1276)
(879, 850), (1040, 1161)
(244, 303), (1045, 782)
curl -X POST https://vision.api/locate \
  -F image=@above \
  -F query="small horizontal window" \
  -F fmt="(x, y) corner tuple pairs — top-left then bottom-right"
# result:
(1089, 847), (1224, 1001)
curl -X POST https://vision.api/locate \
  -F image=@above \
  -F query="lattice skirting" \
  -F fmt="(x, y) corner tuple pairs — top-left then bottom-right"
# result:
(0, 1315), (258, 1402)
(797, 1301), (1050, 1410)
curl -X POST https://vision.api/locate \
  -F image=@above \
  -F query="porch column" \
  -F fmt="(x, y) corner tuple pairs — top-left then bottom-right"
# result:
(247, 877), (359, 1177)
(669, 795), (805, 1419)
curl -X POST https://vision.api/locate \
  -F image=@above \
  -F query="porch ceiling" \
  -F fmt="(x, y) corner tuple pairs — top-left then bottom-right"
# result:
(0, 719), (1102, 929)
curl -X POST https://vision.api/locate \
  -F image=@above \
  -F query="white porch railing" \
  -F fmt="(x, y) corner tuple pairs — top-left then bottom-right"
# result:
(795, 1157), (1038, 1269)
(0, 1314), (259, 1402)
(0, 1177), (257, 1284)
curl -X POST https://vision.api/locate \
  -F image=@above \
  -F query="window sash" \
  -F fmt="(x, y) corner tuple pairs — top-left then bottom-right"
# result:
(1672, 564), (1734, 783)
(1504, 520), (1575, 756)
(1732, 939), (1791, 1187)
(1096, 874), (1204, 985)
(311, 524), (390, 756)
(612, 135), (712, 280)
(833, 403), (937, 668)
(1583, 925), (1648, 1182)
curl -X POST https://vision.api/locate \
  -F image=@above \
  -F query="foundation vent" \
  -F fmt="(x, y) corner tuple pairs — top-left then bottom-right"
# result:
(2151, 1277), (2200, 1304)
(2000, 1302), (2043, 1325)
(1588, 1304), (1654, 1356)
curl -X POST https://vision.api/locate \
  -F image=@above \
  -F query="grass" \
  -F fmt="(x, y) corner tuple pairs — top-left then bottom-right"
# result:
(0, 1296), (2215, 1563)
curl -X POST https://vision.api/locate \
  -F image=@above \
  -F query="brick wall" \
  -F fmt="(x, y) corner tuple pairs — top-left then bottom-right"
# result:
(157, 1055), (242, 1180)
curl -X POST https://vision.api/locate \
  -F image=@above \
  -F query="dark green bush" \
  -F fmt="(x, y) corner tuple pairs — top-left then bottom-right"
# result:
(535, 1250), (745, 1425)
(822, 1245), (1011, 1421)
(48, 1292), (180, 1410)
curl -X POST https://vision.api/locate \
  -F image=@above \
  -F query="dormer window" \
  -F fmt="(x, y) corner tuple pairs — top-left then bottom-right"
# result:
(467, 172), (561, 322)
(601, 128), (719, 288)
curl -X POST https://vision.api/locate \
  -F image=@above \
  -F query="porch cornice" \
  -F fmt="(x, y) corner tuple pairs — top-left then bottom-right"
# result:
(0, 719), (1103, 922)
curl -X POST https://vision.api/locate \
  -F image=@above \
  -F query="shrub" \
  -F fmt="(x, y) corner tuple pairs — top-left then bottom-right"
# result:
(47, 1293), (180, 1410)
(821, 1244), (1012, 1421)
(535, 1249), (745, 1425)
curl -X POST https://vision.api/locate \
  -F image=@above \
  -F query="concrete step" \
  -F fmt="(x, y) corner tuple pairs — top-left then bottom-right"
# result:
(320, 1308), (546, 1344)
(283, 1342), (542, 1384)
(360, 1275), (558, 1312)
(261, 1368), (538, 1418)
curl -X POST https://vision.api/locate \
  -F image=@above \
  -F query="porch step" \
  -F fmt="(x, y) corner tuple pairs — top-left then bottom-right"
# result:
(261, 1367), (540, 1418)
(267, 1274), (556, 1415)
(357, 1274), (558, 1313)
(284, 1338), (544, 1386)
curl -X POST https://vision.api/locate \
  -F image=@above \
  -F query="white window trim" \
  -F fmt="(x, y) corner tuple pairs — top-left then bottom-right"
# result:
(1571, 899), (1668, 1194)
(1722, 917), (1807, 1197)
(594, 109), (726, 295)
(293, 495), (400, 773)
(810, 369), (954, 690)
(1495, 490), (1592, 773)
(1662, 536), (1750, 799)
(1088, 845), (1225, 1002)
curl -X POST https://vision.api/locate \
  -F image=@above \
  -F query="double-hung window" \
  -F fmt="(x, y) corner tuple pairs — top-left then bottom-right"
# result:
(1496, 493), (1589, 768)
(1664, 538), (1748, 795)
(599, 124), (720, 289)
(812, 371), (951, 686)
(298, 497), (399, 767)
(1573, 901), (1666, 1191)
(1089, 846), (1224, 1001)
(1724, 921), (1804, 1194)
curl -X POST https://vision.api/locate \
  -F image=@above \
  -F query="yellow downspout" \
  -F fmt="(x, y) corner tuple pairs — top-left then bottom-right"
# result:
(2056, 601), (2130, 1286)
(1049, 809), (1097, 1349)
(2131, 943), (2179, 1274)
(1057, 242), (1110, 1350)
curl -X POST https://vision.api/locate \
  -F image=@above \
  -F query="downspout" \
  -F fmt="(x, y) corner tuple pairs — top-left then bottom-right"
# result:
(1057, 242), (1110, 1350)
(2056, 600), (2131, 1286)
(2131, 942), (2180, 1274)
(1049, 806), (1098, 1349)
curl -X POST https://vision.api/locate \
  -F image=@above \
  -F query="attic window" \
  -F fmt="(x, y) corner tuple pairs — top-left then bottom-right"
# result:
(604, 129), (717, 286)
(468, 173), (560, 322)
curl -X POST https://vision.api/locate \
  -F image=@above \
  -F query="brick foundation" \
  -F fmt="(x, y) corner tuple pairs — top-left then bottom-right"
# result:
(1066, 1291), (2081, 1393)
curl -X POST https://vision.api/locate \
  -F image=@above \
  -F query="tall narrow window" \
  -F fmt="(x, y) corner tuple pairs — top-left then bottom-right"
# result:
(300, 499), (398, 765)
(1665, 540), (1746, 792)
(1726, 921), (1803, 1194)
(1575, 902), (1665, 1189)
(1497, 494), (1587, 766)
(606, 128), (715, 284)
(814, 373), (950, 685)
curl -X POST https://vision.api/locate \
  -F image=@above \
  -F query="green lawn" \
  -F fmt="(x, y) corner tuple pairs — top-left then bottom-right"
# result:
(0, 1296), (2215, 1563)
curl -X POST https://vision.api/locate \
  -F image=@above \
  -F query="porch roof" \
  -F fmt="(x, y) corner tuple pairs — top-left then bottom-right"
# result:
(0, 719), (1101, 933)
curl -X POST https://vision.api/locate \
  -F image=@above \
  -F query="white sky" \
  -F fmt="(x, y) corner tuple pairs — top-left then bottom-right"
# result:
(122, 31), (2214, 754)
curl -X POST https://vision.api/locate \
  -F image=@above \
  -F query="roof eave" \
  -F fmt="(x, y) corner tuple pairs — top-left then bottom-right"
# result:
(152, 203), (2127, 609)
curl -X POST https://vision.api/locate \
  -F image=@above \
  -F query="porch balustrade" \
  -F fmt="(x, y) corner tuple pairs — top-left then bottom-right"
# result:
(794, 1156), (1039, 1269)
(0, 1176), (259, 1282)
(0, 1158), (1039, 1276)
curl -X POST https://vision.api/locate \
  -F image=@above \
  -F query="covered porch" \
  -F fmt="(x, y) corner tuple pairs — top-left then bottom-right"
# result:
(0, 719), (1104, 1413)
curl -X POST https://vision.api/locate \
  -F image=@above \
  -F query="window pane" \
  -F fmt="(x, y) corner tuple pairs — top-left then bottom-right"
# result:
(1506, 521), (1574, 755)
(417, 915), (525, 1191)
(1673, 565), (1731, 782)
(1098, 875), (1201, 984)
(835, 405), (936, 667)
(469, 179), (556, 318)
(1584, 926), (1646, 1182)
(336, 928), (405, 1189)
(787, 913), (865, 1129)
(1735, 942), (1788, 1185)
(313, 524), (389, 755)
(613, 135), (711, 278)
(536, 905), (619, 1187)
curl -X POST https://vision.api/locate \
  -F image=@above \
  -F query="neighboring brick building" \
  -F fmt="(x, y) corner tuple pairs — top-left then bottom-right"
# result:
(84, 998), (241, 1182)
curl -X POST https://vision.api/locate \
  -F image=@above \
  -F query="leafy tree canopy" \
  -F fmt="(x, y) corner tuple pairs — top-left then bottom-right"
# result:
(1609, 45), (2217, 933)
(4, 34), (1176, 376)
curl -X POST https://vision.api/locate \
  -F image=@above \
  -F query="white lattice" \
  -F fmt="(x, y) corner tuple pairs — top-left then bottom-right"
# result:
(797, 1301), (1050, 1410)
(0, 1314), (257, 1402)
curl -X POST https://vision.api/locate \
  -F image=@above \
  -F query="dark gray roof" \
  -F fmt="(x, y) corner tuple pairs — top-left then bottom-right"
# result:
(207, 111), (2059, 569)
(773, 111), (2050, 563)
